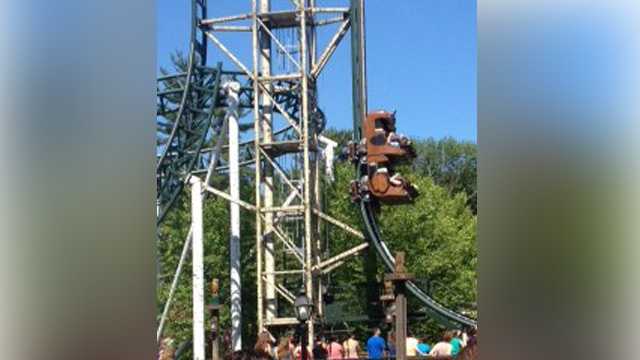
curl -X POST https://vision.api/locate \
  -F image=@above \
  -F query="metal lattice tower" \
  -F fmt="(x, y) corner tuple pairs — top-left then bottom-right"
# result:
(198, 0), (363, 350)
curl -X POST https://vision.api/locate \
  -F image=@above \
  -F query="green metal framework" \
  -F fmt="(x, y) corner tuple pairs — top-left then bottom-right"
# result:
(156, 63), (223, 224)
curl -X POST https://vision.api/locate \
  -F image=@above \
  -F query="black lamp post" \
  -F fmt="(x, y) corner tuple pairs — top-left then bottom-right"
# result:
(294, 291), (313, 360)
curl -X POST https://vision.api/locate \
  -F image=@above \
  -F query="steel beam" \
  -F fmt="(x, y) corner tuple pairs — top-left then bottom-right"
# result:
(313, 209), (365, 239)
(157, 228), (193, 342)
(203, 184), (257, 212)
(311, 19), (351, 78)
(314, 242), (369, 271)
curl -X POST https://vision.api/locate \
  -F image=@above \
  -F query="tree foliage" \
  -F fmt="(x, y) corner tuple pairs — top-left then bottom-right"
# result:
(412, 137), (477, 213)
(323, 162), (476, 339)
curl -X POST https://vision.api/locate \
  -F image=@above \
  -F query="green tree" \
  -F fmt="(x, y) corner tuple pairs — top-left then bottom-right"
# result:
(412, 137), (477, 213)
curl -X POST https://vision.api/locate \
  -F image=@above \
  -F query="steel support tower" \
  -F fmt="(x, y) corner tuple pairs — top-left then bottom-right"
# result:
(200, 0), (365, 346)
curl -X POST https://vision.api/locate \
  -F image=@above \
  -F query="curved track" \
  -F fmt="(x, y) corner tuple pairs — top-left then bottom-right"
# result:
(353, 126), (476, 327)
(358, 187), (477, 327)
(156, 64), (223, 224)
(156, 0), (222, 224)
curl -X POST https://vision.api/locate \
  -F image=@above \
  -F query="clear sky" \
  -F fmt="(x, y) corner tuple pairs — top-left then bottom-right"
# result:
(157, 0), (476, 141)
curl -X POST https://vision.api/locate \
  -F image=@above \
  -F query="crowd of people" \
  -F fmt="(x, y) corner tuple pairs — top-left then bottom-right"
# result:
(358, 327), (477, 359)
(159, 326), (477, 360)
(251, 327), (477, 360)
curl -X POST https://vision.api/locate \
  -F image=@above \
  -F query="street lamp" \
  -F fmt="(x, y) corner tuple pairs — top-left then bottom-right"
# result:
(294, 292), (313, 322)
(294, 291), (313, 360)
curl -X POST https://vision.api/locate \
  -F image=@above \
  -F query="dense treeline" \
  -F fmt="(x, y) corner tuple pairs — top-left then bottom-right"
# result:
(156, 131), (477, 352)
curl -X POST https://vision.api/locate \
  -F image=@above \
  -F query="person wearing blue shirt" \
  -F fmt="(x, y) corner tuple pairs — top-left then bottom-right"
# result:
(416, 338), (431, 357)
(450, 330), (464, 357)
(366, 328), (386, 359)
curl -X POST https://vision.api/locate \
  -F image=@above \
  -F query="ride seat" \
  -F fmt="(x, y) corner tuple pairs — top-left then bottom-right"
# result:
(369, 167), (419, 205)
(363, 111), (416, 164)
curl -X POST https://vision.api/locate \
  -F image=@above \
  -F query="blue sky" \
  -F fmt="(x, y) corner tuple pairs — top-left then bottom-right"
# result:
(158, 0), (476, 141)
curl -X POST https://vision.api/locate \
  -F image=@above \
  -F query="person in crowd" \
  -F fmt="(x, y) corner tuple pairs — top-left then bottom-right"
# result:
(292, 337), (311, 360)
(386, 331), (396, 359)
(465, 327), (477, 347)
(460, 329), (469, 348)
(366, 328), (386, 360)
(450, 330), (464, 357)
(254, 350), (274, 360)
(416, 338), (431, 357)
(326, 335), (344, 360)
(343, 332), (361, 359)
(405, 331), (419, 357)
(158, 337), (175, 360)
(275, 336), (293, 360)
(313, 335), (328, 360)
(456, 338), (477, 360)
(429, 331), (453, 357)
(255, 331), (274, 358)
(227, 349), (271, 360)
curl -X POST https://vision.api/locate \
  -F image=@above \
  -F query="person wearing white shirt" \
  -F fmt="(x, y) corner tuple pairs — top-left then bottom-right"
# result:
(429, 331), (453, 357)
(405, 332), (419, 357)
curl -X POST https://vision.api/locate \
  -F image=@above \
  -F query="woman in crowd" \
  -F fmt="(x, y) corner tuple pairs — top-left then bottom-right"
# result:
(255, 331), (274, 358)
(343, 332), (361, 359)
(275, 336), (293, 360)
(313, 335), (328, 360)
(326, 335), (344, 360)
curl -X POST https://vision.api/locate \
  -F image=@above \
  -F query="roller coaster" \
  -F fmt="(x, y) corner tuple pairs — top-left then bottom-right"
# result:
(157, 0), (476, 357)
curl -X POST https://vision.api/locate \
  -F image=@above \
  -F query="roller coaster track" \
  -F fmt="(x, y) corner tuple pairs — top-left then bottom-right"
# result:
(349, 0), (476, 329)
(156, 0), (303, 224)
(358, 187), (477, 328)
(157, 66), (304, 225)
(156, 0), (219, 224)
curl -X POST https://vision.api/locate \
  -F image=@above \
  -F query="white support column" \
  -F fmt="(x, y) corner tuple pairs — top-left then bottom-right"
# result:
(190, 176), (205, 360)
(225, 81), (243, 351)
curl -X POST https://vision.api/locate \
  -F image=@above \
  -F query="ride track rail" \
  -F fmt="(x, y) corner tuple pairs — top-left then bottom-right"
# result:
(358, 189), (477, 328)
(349, 0), (477, 329)
(155, 0), (313, 224)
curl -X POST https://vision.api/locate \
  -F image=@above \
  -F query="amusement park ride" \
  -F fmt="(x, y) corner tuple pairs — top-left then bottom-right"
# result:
(156, 1), (476, 358)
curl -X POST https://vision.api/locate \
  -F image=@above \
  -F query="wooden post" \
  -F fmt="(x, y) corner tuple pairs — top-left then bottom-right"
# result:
(395, 283), (408, 360)
(384, 252), (414, 360)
